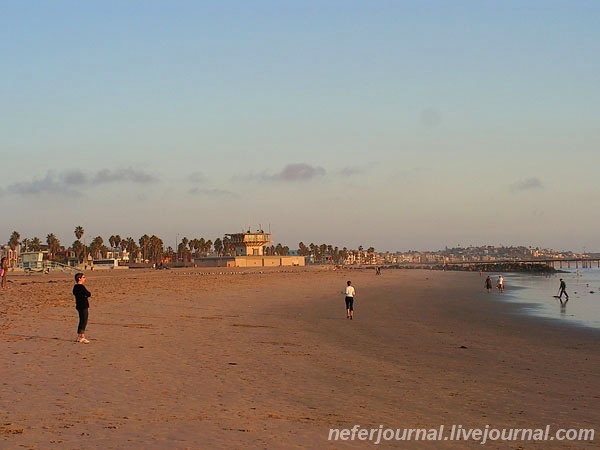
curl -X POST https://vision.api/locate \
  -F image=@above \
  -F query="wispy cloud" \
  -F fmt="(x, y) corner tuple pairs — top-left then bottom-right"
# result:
(338, 166), (366, 176)
(189, 187), (236, 197)
(7, 172), (74, 195)
(62, 170), (87, 186)
(6, 168), (159, 196)
(509, 177), (544, 193)
(257, 163), (326, 182)
(91, 168), (158, 185)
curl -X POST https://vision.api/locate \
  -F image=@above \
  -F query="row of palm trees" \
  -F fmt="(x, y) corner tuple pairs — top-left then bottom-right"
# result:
(9, 231), (62, 260)
(5, 227), (376, 265)
(298, 242), (377, 264)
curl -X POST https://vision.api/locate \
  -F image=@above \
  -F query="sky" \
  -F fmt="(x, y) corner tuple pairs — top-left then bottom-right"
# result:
(1, 1), (599, 253)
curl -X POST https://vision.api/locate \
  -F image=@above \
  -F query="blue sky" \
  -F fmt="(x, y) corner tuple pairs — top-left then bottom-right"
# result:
(1, 1), (599, 252)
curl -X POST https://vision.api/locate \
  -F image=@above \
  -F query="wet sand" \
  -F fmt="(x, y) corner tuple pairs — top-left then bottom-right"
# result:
(1, 267), (598, 449)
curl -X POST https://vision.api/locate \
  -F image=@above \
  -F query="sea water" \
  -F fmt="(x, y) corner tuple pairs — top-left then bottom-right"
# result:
(497, 269), (600, 330)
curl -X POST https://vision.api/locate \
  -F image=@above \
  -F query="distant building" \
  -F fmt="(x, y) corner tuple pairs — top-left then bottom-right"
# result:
(196, 230), (305, 267)
(225, 231), (272, 256)
(91, 259), (119, 269)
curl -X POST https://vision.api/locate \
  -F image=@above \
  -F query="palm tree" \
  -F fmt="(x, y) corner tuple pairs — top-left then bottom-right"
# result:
(31, 237), (42, 251)
(21, 238), (31, 252)
(188, 238), (198, 257)
(214, 238), (223, 256)
(89, 236), (104, 259)
(72, 240), (86, 263)
(123, 237), (139, 263)
(196, 238), (205, 256)
(74, 226), (84, 241)
(320, 244), (328, 262)
(179, 237), (189, 261)
(332, 246), (341, 264)
(8, 231), (21, 250)
(309, 243), (316, 260)
(139, 234), (150, 262)
(149, 235), (164, 264)
(298, 242), (309, 256)
(46, 233), (61, 260)
(100, 243), (109, 258)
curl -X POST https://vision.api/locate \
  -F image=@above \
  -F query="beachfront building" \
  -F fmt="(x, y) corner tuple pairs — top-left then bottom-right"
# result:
(1, 245), (19, 268)
(226, 231), (272, 256)
(195, 230), (305, 268)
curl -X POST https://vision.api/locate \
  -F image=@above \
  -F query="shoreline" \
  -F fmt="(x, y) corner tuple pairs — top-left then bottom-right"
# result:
(498, 270), (600, 330)
(1, 268), (598, 448)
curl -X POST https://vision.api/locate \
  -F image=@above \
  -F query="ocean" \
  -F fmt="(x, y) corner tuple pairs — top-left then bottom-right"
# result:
(497, 269), (600, 330)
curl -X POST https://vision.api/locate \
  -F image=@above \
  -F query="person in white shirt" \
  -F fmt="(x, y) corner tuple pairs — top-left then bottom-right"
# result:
(497, 275), (504, 293)
(344, 280), (356, 320)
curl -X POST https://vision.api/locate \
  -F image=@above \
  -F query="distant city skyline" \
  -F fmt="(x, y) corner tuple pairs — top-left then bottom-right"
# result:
(2, 2), (599, 252)
(2, 228), (594, 256)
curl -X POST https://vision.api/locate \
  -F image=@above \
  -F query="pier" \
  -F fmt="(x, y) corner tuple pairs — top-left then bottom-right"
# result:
(440, 258), (600, 270)
(545, 258), (600, 269)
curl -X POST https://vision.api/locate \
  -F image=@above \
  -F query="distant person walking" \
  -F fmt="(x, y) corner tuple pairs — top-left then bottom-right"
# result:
(1, 257), (8, 289)
(73, 273), (92, 343)
(485, 275), (493, 293)
(497, 275), (505, 293)
(343, 280), (356, 320)
(558, 278), (569, 301)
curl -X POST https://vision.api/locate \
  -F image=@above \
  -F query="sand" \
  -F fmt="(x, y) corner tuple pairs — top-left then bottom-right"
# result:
(1, 267), (598, 449)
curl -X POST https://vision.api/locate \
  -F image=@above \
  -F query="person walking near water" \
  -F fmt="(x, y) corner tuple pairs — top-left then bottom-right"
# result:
(343, 280), (356, 320)
(73, 273), (92, 343)
(485, 275), (493, 293)
(559, 278), (569, 301)
(497, 275), (505, 293)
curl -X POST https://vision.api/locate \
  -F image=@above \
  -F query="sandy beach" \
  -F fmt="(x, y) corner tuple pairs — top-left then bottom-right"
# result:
(1, 267), (598, 449)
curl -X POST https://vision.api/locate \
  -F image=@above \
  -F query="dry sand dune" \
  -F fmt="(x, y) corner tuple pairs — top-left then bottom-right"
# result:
(1, 267), (598, 449)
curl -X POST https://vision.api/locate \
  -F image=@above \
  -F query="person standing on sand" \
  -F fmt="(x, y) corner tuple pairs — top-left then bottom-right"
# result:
(497, 275), (505, 293)
(1, 257), (8, 289)
(73, 273), (92, 343)
(343, 280), (356, 320)
(558, 278), (569, 301)
(485, 275), (493, 293)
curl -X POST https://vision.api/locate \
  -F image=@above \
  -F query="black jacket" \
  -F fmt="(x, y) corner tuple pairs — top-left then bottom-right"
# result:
(73, 284), (91, 310)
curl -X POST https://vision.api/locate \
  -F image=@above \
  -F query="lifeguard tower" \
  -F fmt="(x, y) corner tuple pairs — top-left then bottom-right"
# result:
(225, 231), (272, 256)
(21, 251), (46, 272)
(195, 230), (304, 268)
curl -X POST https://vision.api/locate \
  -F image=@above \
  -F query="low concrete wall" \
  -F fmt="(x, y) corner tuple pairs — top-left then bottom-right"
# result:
(194, 256), (305, 268)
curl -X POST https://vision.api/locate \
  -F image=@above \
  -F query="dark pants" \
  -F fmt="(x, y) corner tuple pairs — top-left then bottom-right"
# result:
(77, 308), (88, 334)
(345, 297), (354, 311)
